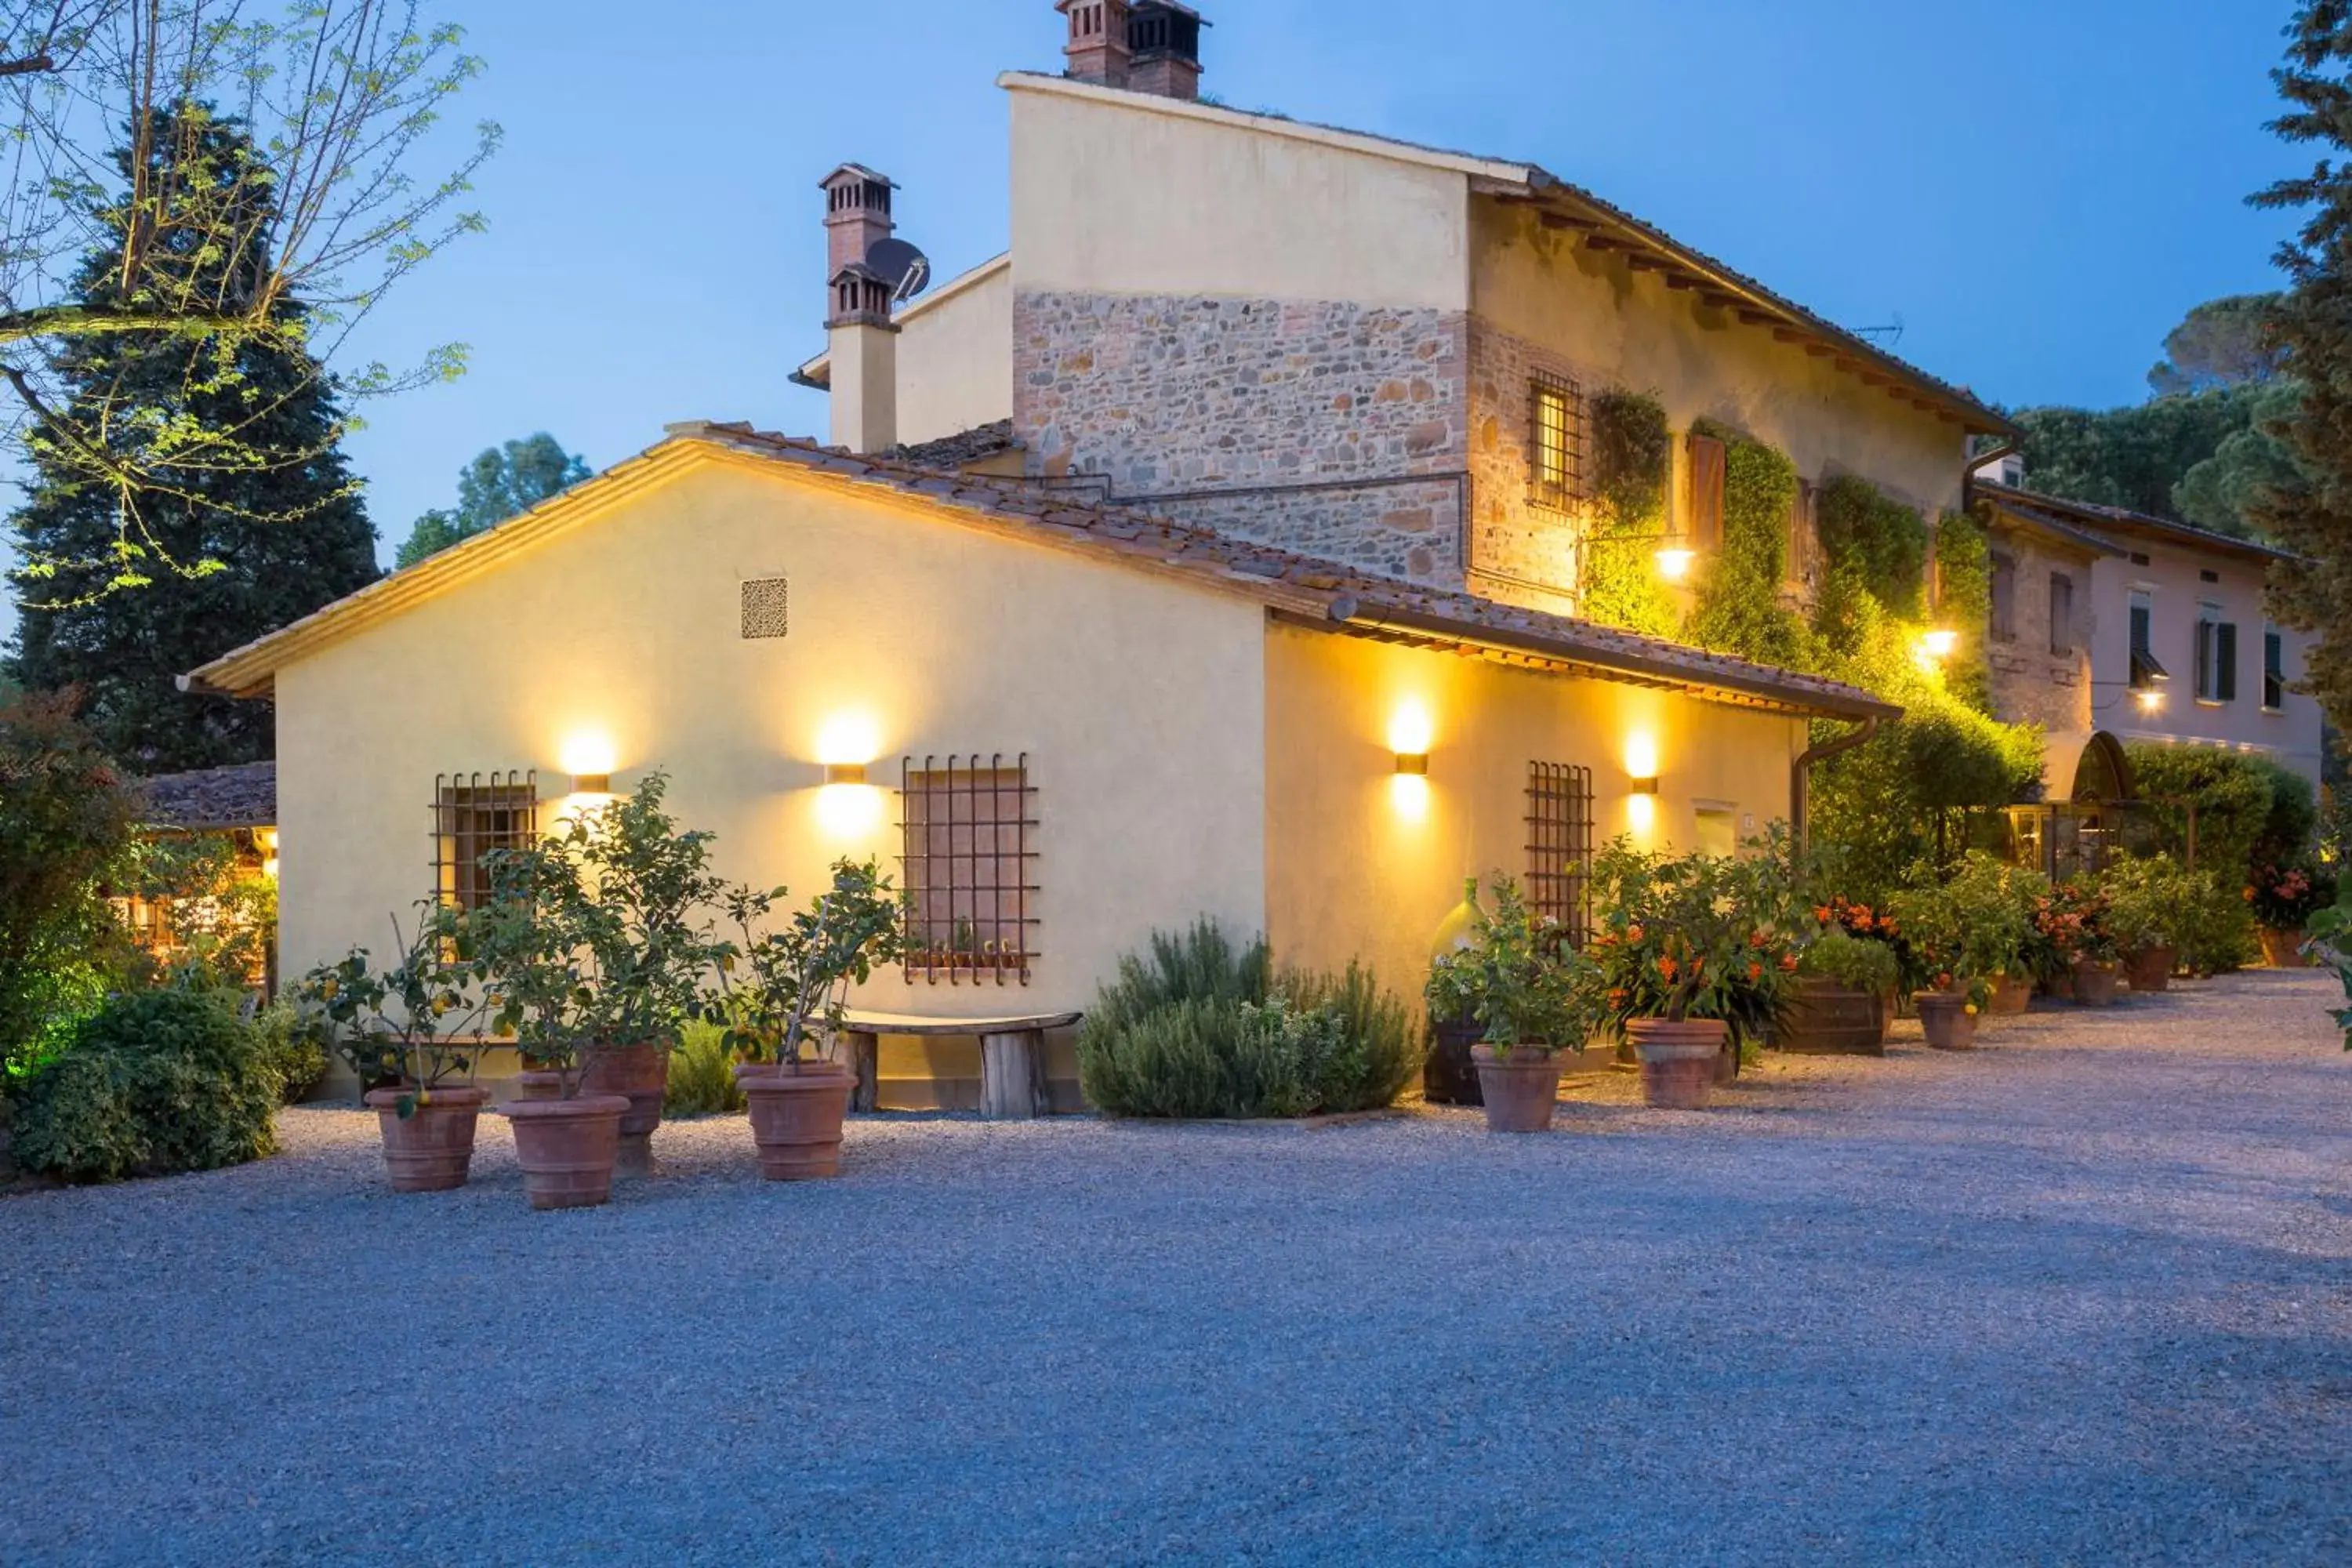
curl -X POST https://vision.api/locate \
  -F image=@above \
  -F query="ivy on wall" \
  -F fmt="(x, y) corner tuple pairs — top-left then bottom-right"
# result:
(1578, 390), (1682, 639)
(1933, 510), (1993, 715)
(1817, 475), (1929, 619)
(1686, 421), (1808, 671)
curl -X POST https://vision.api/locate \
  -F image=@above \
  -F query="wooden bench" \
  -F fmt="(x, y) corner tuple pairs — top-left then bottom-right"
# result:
(835, 1011), (1083, 1120)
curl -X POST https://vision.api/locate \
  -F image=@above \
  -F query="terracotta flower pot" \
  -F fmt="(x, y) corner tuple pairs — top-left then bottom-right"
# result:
(1628, 1018), (1726, 1110)
(1469, 1044), (1563, 1132)
(1987, 975), (2033, 1016)
(2259, 927), (2312, 969)
(737, 1061), (855, 1181)
(2072, 958), (2122, 1007)
(1915, 992), (1977, 1051)
(363, 1084), (491, 1193)
(514, 1069), (571, 1102)
(498, 1094), (630, 1210)
(580, 1041), (670, 1178)
(2125, 945), (2176, 993)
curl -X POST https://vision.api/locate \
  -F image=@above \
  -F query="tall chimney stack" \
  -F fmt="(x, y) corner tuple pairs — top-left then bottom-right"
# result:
(820, 164), (899, 454)
(1058, 0), (1132, 87)
(1127, 2), (1206, 100)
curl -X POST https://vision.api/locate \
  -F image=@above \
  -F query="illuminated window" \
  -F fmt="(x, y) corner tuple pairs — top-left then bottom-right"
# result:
(899, 755), (1038, 986)
(434, 772), (539, 911)
(1526, 761), (1595, 946)
(1529, 372), (1585, 513)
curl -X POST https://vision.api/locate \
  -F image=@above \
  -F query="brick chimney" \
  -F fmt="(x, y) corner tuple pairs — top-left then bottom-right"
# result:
(1058, 0), (1131, 87)
(821, 164), (899, 454)
(1127, 2), (1206, 100)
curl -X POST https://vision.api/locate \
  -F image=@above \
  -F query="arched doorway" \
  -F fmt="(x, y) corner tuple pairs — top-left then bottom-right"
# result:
(2005, 731), (2151, 880)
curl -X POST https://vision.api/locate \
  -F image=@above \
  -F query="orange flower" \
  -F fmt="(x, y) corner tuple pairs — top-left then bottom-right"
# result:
(1748, 961), (1765, 982)
(1779, 953), (1799, 972)
(1627, 924), (1645, 942)
(1658, 956), (1679, 981)
(1749, 930), (1769, 949)
(1813, 904), (1833, 924)
(1606, 988), (1629, 1006)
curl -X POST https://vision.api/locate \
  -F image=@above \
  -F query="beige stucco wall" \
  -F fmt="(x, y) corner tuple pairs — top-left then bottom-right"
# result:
(1262, 620), (1806, 1007)
(894, 256), (1014, 445)
(1468, 201), (1971, 608)
(274, 458), (1270, 1096)
(2089, 543), (2325, 782)
(1007, 82), (1472, 310)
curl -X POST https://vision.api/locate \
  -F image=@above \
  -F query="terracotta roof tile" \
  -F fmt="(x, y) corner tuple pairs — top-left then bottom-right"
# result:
(137, 761), (276, 830)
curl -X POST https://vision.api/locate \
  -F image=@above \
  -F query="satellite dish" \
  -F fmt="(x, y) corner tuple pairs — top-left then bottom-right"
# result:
(865, 238), (931, 307)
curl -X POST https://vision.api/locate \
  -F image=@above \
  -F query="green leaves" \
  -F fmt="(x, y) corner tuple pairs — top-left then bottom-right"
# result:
(709, 859), (905, 1066)
(1425, 876), (1606, 1052)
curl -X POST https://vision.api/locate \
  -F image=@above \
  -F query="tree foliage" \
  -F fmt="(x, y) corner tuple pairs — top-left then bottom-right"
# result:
(0, 691), (137, 1074)
(2147, 292), (2287, 394)
(2250, 1), (2352, 728)
(5, 112), (379, 770)
(394, 434), (593, 570)
(0, 2), (495, 601)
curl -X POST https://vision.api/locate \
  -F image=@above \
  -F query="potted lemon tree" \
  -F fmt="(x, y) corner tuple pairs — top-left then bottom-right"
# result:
(473, 773), (728, 1207)
(709, 858), (903, 1179)
(1425, 876), (1604, 1133)
(291, 902), (493, 1193)
(1590, 837), (1800, 1109)
(2099, 855), (2189, 992)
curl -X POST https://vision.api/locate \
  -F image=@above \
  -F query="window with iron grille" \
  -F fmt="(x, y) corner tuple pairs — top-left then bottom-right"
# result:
(1526, 761), (1595, 946)
(434, 772), (539, 911)
(1529, 372), (1586, 513)
(899, 756), (1039, 986)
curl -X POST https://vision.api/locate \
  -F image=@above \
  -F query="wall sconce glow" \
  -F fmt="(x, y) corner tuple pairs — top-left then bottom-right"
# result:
(1387, 701), (1434, 760)
(1919, 629), (1961, 660)
(816, 780), (887, 838)
(2136, 688), (2167, 715)
(824, 763), (869, 786)
(1654, 546), (1696, 583)
(1627, 790), (1657, 836)
(815, 713), (884, 768)
(1624, 734), (1660, 783)
(561, 733), (618, 796)
(1388, 771), (1432, 823)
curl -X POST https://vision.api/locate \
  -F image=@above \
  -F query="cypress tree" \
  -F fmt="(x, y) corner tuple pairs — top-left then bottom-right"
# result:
(2252, 3), (2352, 726)
(4, 107), (379, 772)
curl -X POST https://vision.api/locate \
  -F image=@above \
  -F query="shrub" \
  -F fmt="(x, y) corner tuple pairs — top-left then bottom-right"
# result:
(2173, 873), (2260, 977)
(1796, 927), (1900, 994)
(666, 1022), (747, 1118)
(1887, 853), (2048, 985)
(1080, 921), (1417, 1119)
(2125, 744), (2286, 885)
(10, 989), (281, 1182)
(2249, 861), (2337, 928)
(2097, 855), (2200, 953)
(1425, 877), (1602, 1054)
(251, 999), (325, 1105)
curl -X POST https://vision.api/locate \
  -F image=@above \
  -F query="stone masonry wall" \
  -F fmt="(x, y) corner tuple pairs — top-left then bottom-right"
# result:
(1013, 291), (1468, 585)
(1986, 528), (2094, 735)
(1465, 319), (1588, 616)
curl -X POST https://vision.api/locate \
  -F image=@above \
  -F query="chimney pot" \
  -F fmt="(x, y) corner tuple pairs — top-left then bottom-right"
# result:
(1057, 0), (1132, 87)
(819, 163), (896, 317)
(1127, 2), (1207, 100)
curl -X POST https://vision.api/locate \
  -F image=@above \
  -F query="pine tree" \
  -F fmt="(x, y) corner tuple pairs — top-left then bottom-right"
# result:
(2252, 2), (2352, 727)
(4, 109), (379, 772)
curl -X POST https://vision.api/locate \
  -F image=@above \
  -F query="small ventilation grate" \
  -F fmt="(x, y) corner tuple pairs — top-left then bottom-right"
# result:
(740, 577), (789, 640)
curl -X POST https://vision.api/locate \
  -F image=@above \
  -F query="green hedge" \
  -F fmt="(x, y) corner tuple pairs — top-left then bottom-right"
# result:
(9, 989), (283, 1182)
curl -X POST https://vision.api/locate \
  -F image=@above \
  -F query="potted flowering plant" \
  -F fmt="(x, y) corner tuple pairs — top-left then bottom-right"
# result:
(2049, 881), (2123, 1007)
(1890, 855), (2044, 1024)
(290, 902), (492, 1192)
(1914, 973), (1993, 1050)
(1425, 876), (1606, 1132)
(1590, 834), (1800, 1109)
(2249, 862), (2336, 968)
(1783, 926), (1901, 1054)
(709, 858), (904, 1178)
(2098, 855), (2191, 991)
(472, 772), (729, 1207)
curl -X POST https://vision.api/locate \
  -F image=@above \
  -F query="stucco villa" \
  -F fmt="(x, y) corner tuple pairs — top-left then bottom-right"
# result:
(1969, 463), (2322, 811)
(180, 2), (2120, 1109)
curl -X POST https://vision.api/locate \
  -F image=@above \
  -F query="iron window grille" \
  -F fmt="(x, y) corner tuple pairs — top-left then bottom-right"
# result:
(1529, 372), (1586, 514)
(434, 771), (539, 911)
(1526, 761), (1595, 946)
(898, 755), (1039, 986)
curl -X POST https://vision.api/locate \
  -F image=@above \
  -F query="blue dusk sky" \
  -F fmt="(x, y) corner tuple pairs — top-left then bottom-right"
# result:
(0, 0), (2314, 634)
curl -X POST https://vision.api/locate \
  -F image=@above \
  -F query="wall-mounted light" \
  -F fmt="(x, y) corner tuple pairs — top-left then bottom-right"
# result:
(824, 763), (869, 786)
(1655, 546), (1697, 583)
(2136, 688), (2167, 715)
(1629, 775), (1661, 795)
(561, 733), (618, 797)
(1394, 752), (1429, 776)
(1919, 629), (1961, 661)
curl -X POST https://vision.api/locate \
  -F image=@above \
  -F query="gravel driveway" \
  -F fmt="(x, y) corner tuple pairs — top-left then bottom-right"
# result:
(5, 970), (2350, 1566)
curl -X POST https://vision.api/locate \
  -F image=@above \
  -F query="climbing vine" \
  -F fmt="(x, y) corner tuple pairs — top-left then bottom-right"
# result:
(1816, 474), (1929, 619)
(1933, 510), (1993, 714)
(1685, 421), (1809, 670)
(1578, 390), (1681, 638)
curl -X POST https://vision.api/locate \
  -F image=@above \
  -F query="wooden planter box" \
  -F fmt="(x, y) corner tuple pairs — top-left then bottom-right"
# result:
(1777, 980), (1888, 1056)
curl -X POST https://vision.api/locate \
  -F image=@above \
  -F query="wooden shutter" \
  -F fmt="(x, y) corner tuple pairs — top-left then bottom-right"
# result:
(1787, 480), (1817, 586)
(2217, 622), (2239, 702)
(1990, 555), (2016, 641)
(2049, 574), (2074, 657)
(1686, 434), (1726, 553)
